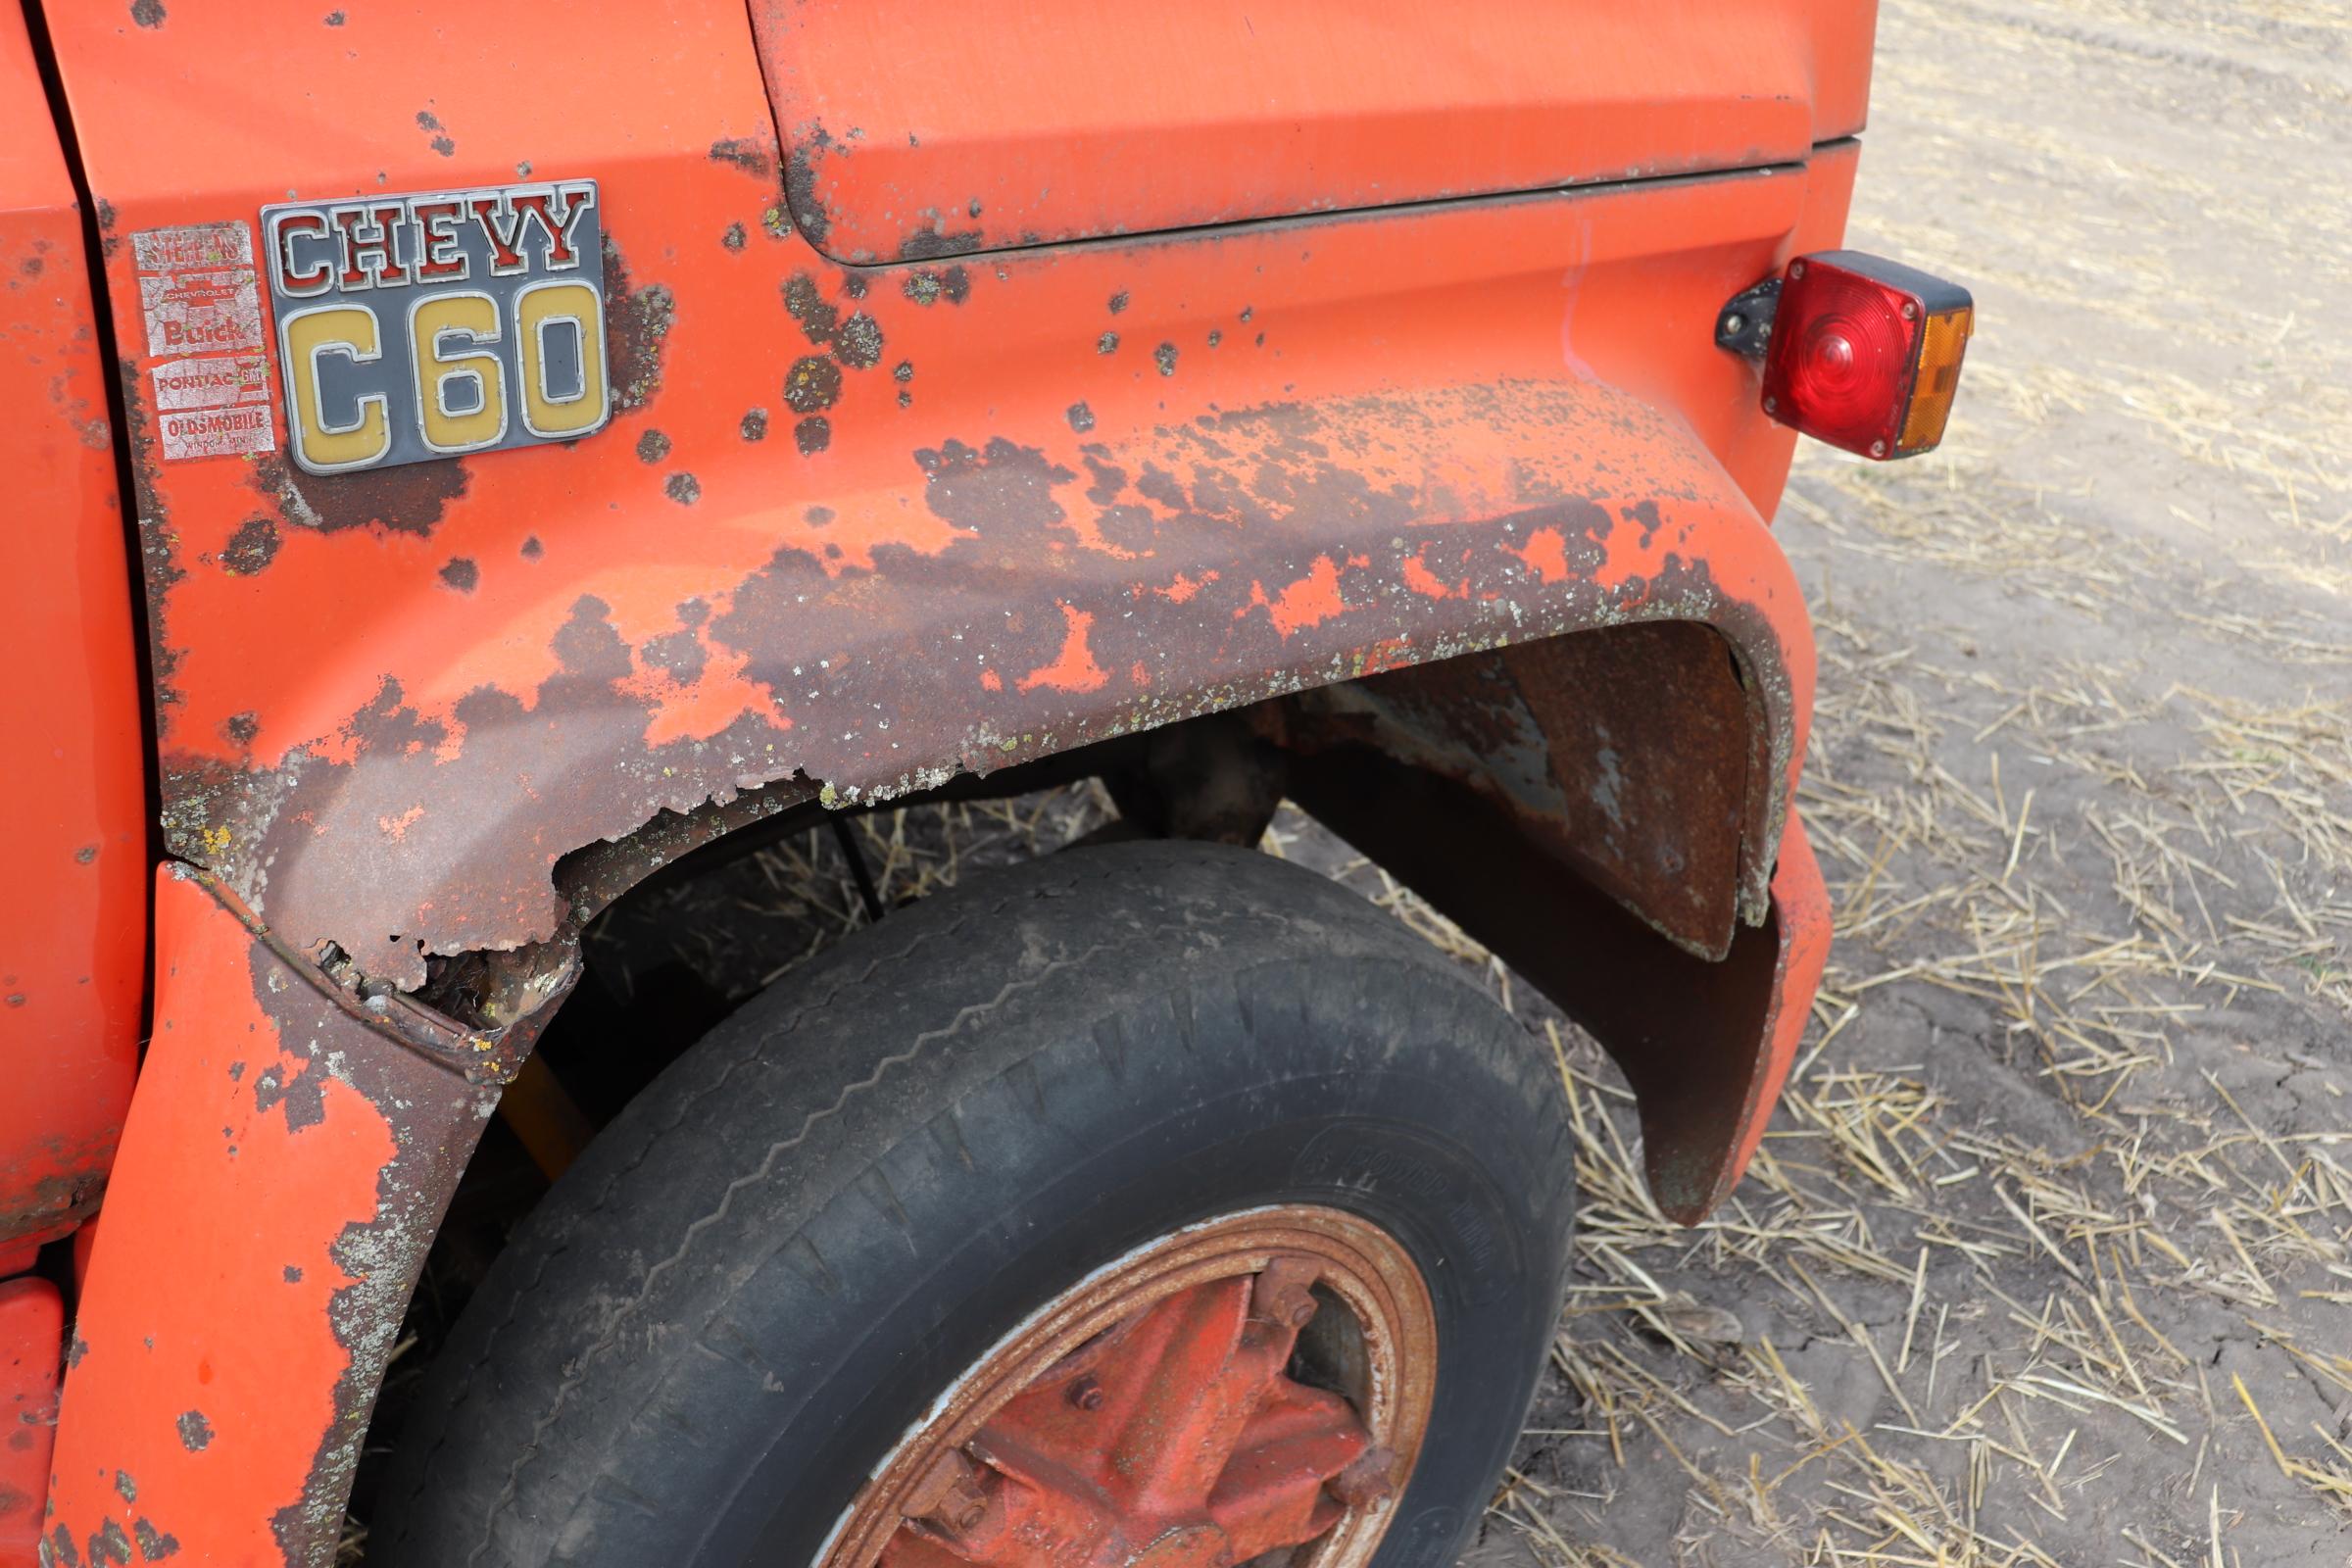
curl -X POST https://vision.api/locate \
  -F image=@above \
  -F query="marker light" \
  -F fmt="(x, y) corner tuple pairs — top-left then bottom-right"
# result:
(1758, 251), (1974, 460)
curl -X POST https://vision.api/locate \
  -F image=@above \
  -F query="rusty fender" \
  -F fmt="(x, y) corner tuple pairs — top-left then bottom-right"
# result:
(41, 866), (559, 1568)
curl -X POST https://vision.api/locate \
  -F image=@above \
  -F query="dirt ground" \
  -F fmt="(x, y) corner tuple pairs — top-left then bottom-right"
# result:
(362, 1), (2350, 1560)
(1479, 0), (2352, 1559)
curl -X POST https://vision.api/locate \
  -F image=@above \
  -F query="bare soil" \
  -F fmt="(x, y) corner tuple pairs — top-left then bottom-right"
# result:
(1461, 0), (2352, 1559)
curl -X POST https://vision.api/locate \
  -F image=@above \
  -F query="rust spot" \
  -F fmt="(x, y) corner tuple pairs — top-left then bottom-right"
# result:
(783, 124), (834, 247)
(90, 1517), (132, 1565)
(709, 136), (775, 182)
(1097, 331), (1119, 355)
(252, 452), (467, 538)
(794, 416), (831, 456)
(173, 1412), (211, 1453)
(219, 516), (279, 575)
(833, 312), (883, 369)
(438, 558), (478, 593)
(130, 0), (165, 25)
(113, 1472), (134, 1505)
(415, 111), (442, 131)
(914, 437), (1076, 538)
(1108, 291), (1129, 315)
(721, 222), (747, 252)
(602, 237), (673, 411)
(1066, 402), (1095, 434)
(323, 9), (343, 23)
(1154, 343), (1179, 377)
(740, 409), (769, 442)
(131, 1519), (178, 1560)
(664, 472), (701, 506)
(784, 355), (842, 414)
(783, 272), (838, 344)
(897, 226), (982, 263)
(901, 266), (970, 308)
(222, 712), (259, 747)
(634, 428), (671, 465)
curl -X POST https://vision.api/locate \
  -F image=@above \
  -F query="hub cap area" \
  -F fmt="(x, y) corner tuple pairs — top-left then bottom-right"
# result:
(820, 1208), (1437, 1568)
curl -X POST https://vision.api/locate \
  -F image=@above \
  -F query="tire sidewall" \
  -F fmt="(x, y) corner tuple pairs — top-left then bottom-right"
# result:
(697, 953), (1573, 1568)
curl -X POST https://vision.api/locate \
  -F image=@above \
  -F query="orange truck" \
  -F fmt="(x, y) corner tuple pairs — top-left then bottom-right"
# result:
(1, 4), (1970, 1565)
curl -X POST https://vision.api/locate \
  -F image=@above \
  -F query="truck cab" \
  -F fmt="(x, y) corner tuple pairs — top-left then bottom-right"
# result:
(0, 6), (1968, 1564)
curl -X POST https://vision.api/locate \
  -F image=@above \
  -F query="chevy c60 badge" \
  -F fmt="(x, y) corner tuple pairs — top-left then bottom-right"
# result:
(261, 179), (608, 474)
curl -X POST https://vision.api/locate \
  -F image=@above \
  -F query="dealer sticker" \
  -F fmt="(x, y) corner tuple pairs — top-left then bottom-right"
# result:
(131, 221), (277, 461)
(259, 180), (610, 475)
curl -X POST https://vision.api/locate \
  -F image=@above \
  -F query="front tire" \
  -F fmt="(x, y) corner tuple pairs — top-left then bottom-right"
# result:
(376, 841), (1576, 1568)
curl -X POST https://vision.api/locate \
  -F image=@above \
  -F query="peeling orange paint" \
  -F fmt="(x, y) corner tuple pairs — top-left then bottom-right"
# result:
(1399, 553), (1464, 600)
(1508, 526), (1573, 585)
(633, 647), (792, 748)
(1246, 556), (1350, 638)
(1017, 603), (1110, 694)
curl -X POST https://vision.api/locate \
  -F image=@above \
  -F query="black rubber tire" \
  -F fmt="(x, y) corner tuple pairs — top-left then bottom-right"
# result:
(375, 841), (1576, 1568)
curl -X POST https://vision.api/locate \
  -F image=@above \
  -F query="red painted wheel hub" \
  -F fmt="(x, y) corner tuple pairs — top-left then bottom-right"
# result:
(820, 1208), (1437, 1568)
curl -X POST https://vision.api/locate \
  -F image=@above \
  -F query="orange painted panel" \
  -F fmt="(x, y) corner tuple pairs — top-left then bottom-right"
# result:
(755, 0), (1877, 260)
(45, 867), (505, 1568)
(0, 2), (147, 1252)
(42, 0), (1857, 985)
(0, 1279), (64, 1568)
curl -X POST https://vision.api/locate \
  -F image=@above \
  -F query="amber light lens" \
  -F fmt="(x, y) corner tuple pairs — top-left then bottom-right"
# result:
(1899, 305), (1974, 453)
(1760, 252), (1975, 460)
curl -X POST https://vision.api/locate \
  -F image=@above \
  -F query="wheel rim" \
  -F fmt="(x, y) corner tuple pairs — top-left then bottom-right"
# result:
(816, 1206), (1439, 1568)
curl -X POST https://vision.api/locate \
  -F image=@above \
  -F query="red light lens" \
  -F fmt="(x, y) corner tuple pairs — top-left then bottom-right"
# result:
(1761, 259), (1923, 458)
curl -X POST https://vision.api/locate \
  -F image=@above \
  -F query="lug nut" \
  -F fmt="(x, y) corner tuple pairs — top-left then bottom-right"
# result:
(905, 1449), (978, 1519)
(1327, 1446), (1398, 1508)
(1067, 1373), (1105, 1411)
(906, 1447), (998, 1540)
(1251, 1255), (1322, 1331)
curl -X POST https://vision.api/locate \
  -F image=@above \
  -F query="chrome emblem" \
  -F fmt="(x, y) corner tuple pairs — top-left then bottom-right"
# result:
(260, 180), (609, 474)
